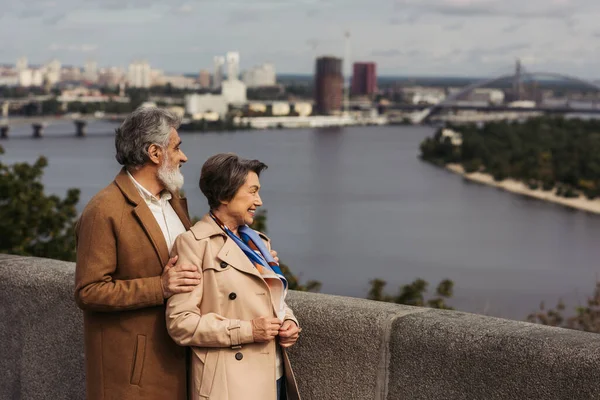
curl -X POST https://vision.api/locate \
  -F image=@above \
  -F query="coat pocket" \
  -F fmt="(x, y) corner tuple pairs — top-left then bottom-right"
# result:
(198, 349), (219, 398)
(130, 334), (147, 386)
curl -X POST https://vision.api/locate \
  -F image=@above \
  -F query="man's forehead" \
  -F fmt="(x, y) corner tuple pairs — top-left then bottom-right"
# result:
(169, 129), (181, 144)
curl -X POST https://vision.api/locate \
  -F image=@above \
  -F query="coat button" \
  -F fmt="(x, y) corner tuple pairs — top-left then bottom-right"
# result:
(235, 352), (243, 361)
(229, 292), (237, 300)
(220, 261), (228, 269)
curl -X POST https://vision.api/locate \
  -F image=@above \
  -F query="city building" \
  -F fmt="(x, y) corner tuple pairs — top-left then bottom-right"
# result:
(16, 57), (28, 72)
(222, 79), (247, 105)
(155, 74), (196, 89)
(271, 102), (290, 116)
(61, 66), (82, 82)
(198, 69), (211, 88)
(226, 51), (240, 81)
(185, 93), (228, 118)
(83, 60), (98, 83)
(242, 64), (276, 88)
(314, 56), (343, 115)
(45, 59), (62, 86)
(213, 56), (225, 89)
(98, 67), (125, 87)
(18, 69), (44, 87)
(0, 72), (19, 86)
(402, 87), (446, 105)
(57, 87), (129, 103)
(127, 61), (151, 88)
(293, 102), (313, 117)
(351, 62), (377, 96)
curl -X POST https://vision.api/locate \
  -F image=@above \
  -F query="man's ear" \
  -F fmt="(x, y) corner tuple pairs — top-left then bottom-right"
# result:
(148, 144), (163, 165)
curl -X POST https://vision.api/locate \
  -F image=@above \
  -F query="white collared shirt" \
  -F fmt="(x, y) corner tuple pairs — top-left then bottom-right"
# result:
(127, 171), (186, 252)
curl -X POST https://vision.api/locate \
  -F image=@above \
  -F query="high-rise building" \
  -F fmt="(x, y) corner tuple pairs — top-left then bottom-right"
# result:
(198, 69), (211, 88)
(84, 60), (98, 83)
(45, 59), (62, 86)
(314, 56), (343, 115)
(226, 52), (240, 81)
(127, 61), (152, 88)
(213, 56), (225, 89)
(242, 63), (276, 88)
(351, 62), (377, 96)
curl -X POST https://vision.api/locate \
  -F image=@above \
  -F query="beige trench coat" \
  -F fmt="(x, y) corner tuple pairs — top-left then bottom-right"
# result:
(166, 214), (301, 400)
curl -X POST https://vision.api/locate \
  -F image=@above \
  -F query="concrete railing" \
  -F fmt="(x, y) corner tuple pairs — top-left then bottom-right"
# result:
(2, 254), (600, 400)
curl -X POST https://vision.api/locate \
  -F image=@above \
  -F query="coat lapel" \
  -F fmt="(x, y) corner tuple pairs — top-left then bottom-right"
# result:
(133, 204), (170, 267)
(216, 233), (280, 318)
(217, 237), (262, 280)
(169, 196), (191, 230)
(114, 168), (170, 268)
(196, 213), (280, 317)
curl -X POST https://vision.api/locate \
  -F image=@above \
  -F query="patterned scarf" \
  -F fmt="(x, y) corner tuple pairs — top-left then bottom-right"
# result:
(210, 212), (288, 318)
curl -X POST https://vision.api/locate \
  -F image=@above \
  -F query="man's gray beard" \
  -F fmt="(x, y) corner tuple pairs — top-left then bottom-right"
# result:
(157, 157), (184, 193)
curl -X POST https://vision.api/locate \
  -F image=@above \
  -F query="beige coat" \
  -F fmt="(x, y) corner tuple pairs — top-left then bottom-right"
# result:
(75, 169), (191, 400)
(166, 214), (301, 400)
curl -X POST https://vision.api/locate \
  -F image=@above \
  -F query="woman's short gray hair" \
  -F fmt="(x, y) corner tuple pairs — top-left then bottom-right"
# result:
(115, 107), (181, 169)
(200, 153), (268, 210)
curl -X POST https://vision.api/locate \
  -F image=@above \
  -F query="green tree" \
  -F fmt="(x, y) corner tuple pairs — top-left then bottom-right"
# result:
(0, 146), (80, 261)
(527, 281), (600, 333)
(367, 278), (455, 310)
(250, 209), (321, 292)
(420, 117), (600, 200)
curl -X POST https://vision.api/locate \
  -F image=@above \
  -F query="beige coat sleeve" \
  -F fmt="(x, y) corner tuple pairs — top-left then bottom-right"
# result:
(166, 233), (254, 348)
(74, 205), (164, 312)
(283, 301), (299, 327)
(264, 234), (300, 327)
(261, 233), (300, 327)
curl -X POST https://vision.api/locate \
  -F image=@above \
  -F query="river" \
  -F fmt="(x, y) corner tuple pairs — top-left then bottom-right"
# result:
(3, 122), (600, 320)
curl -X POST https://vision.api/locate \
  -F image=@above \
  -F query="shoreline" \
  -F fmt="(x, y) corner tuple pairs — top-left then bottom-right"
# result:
(445, 163), (600, 215)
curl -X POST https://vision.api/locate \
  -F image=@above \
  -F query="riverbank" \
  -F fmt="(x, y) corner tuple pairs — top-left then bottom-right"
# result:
(446, 163), (600, 215)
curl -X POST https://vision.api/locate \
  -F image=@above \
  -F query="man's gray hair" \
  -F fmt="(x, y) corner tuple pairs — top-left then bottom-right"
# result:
(115, 107), (181, 169)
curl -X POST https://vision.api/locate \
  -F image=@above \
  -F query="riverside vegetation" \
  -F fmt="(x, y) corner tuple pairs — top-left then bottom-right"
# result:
(1, 143), (598, 332)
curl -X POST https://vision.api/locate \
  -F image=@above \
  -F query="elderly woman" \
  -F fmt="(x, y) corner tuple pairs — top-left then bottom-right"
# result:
(166, 153), (301, 400)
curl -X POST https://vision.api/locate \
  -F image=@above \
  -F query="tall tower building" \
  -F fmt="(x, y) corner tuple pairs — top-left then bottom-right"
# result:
(198, 69), (211, 88)
(314, 56), (343, 115)
(84, 60), (98, 83)
(45, 59), (62, 86)
(213, 56), (225, 89)
(127, 61), (151, 88)
(226, 52), (240, 81)
(351, 62), (377, 97)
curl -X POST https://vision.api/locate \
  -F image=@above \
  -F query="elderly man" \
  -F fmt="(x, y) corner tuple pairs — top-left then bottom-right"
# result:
(74, 107), (201, 400)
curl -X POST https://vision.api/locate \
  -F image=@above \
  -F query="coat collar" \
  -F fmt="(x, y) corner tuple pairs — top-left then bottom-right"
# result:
(191, 213), (279, 317)
(114, 168), (191, 268)
(191, 214), (262, 279)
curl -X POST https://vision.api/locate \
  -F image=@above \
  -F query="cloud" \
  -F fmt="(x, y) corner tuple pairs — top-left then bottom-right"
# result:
(393, 0), (579, 20)
(17, 10), (46, 18)
(502, 22), (523, 33)
(389, 15), (420, 25)
(371, 49), (421, 58)
(48, 43), (98, 52)
(42, 13), (67, 25)
(173, 3), (194, 13)
(444, 23), (463, 30)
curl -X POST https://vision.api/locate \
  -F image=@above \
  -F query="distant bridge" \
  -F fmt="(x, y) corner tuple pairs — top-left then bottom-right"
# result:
(0, 114), (127, 139)
(409, 62), (600, 123)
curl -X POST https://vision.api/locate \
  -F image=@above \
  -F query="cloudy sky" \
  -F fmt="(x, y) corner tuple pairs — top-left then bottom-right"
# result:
(2, 0), (600, 78)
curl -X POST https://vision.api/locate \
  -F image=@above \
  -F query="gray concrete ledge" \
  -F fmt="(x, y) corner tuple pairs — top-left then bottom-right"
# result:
(1, 255), (600, 400)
